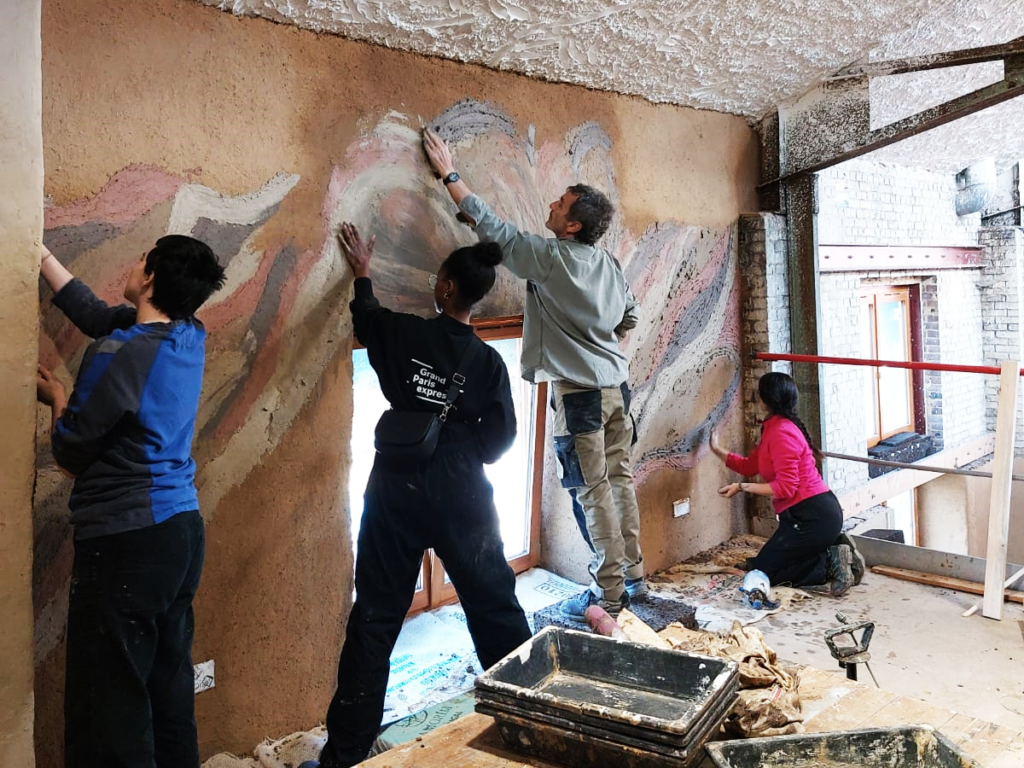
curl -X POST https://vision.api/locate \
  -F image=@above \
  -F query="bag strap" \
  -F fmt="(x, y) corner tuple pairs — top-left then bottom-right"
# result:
(439, 339), (481, 423)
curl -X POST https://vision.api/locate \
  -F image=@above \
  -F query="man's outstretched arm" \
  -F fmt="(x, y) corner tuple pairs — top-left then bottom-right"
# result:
(422, 127), (474, 210)
(422, 128), (553, 283)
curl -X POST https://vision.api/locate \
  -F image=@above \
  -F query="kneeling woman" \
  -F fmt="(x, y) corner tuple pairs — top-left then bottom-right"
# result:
(710, 372), (852, 596)
(310, 225), (532, 768)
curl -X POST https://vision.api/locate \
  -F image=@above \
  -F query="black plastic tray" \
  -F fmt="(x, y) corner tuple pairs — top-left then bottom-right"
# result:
(476, 677), (737, 750)
(488, 706), (725, 768)
(476, 626), (739, 739)
(704, 726), (986, 767)
(477, 687), (736, 758)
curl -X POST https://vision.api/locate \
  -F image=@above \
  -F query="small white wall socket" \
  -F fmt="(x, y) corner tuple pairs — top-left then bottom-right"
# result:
(673, 498), (690, 518)
(194, 660), (215, 695)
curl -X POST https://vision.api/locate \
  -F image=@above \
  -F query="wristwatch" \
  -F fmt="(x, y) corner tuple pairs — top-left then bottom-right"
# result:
(442, 172), (460, 186)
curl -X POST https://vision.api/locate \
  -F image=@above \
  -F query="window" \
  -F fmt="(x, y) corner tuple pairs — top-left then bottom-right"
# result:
(349, 317), (544, 614)
(862, 287), (916, 446)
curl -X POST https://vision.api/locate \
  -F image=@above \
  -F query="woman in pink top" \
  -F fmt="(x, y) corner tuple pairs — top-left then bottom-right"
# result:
(711, 372), (854, 595)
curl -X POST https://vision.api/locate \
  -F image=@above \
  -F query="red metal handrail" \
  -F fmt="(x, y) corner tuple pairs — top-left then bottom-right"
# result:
(755, 351), (1024, 377)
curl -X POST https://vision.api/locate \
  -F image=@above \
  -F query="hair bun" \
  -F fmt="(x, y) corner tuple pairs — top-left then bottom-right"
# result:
(475, 241), (503, 267)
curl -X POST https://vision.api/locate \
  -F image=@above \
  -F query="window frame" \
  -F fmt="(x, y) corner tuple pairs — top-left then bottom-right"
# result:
(861, 285), (917, 447)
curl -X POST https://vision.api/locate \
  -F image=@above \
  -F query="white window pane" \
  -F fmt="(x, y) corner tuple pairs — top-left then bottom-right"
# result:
(879, 367), (911, 432)
(877, 299), (907, 360)
(351, 348), (389, 550)
(876, 298), (911, 433)
(483, 337), (534, 561)
(862, 302), (878, 439)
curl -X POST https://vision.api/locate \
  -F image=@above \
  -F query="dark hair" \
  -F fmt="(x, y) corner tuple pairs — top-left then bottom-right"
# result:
(758, 372), (822, 460)
(567, 184), (614, 245)
(145, 235), (227, 320)
(440, 242), (502, 311)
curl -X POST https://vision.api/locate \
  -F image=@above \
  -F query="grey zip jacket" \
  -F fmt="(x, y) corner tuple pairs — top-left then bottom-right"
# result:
(459, 193), (639, 388)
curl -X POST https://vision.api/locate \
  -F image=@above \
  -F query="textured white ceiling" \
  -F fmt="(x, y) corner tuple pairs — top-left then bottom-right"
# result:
(202, 0), (1024, 172)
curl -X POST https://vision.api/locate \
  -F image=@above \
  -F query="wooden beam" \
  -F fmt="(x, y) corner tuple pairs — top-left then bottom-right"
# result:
(830, 36), (1024, 80)
(836, 433), (995, 519)
(771, 55), (1024, 183)
(983, 360), (1020, 620)
(783, 175), (825, 454)
(871, 565), (1024, 604)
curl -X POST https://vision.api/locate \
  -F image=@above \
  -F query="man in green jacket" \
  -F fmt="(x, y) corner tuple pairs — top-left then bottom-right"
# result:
(423, 128), (645, 621)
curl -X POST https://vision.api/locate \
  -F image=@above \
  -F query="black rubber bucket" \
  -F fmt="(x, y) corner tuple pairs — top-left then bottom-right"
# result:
(704, 725), (985, 767)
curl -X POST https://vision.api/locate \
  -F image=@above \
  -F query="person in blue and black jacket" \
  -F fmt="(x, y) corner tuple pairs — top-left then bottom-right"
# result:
(36, 236), (225, 768)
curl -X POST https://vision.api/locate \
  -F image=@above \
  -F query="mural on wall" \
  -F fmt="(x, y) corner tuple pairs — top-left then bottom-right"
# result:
(320, 98), (740, 485)
(32, 95), (738, 696)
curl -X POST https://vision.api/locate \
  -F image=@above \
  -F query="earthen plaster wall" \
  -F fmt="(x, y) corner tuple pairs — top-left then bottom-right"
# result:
(1, 1), (42, 765)
(35, 0), (757, 761)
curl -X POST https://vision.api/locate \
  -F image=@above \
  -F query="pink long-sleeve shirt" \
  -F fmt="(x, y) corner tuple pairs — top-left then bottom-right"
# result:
(725, 415), (830, 515)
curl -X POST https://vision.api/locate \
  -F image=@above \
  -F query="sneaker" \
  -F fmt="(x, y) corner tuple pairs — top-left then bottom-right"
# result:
(559, 589), (629, 622)
(835, 532), (865, 585)
(624, 577), (648, 600)
(827, 544), (854, 597)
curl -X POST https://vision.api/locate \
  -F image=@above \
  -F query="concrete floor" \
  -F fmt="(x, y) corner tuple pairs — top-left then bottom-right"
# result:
(757, 571), (1024, 733)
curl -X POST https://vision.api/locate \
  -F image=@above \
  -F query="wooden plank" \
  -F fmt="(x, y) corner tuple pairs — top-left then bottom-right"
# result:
(800, 684), (900, 733)
(955, 720), (1024, 765)
(870, 565), (1024, 604)
(988, 737), (1024, 768)
(936, 713), (987, 743)
(359, 712), (563, 768)
(795, 666), (859, 725)
(984, 361), (1020, 620)
(867, 695), (957, 730)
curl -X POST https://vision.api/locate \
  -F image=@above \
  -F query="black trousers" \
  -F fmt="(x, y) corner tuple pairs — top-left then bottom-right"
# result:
(65, 510), (205, 768)
(320, 443), (532, 768)
(753, 491), (843, 587)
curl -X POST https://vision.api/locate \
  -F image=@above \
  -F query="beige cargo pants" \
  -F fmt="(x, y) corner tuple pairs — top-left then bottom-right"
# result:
(552, 381), (644, 601)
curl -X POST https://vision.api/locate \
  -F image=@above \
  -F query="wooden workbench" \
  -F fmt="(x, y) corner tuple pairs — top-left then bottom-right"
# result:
(359, 665), (1024, 767)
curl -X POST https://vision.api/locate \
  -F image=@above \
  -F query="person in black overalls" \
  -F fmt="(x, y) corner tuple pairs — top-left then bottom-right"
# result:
(305, 224), (532, 768)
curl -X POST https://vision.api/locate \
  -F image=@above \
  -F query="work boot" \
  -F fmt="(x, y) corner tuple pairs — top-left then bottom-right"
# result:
(835, 532), (866, 585)
(827, 544), (855, 597)
(624, 577), (649, 600)
(734, 557), (758, 572)
(559, 589), (629, 621)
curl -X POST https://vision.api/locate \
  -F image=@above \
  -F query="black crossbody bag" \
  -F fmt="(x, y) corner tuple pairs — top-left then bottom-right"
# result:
(373, 342), (480, 462)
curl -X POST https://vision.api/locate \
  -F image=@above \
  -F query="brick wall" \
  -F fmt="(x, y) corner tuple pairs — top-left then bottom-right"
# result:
(934, 270), (987, 447)
(816, 158), (988, 490)
(818, 272), (870, 493)
(818, 159), (981, 247)
(979, 227), (1024, 451)
(738, 212), (789, 519)
(739, 161), (1019, 499)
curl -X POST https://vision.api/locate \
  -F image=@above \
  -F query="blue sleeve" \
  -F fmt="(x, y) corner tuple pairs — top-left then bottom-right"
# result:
(52, 278), (137, 339)
(52, 335), (148, 475)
